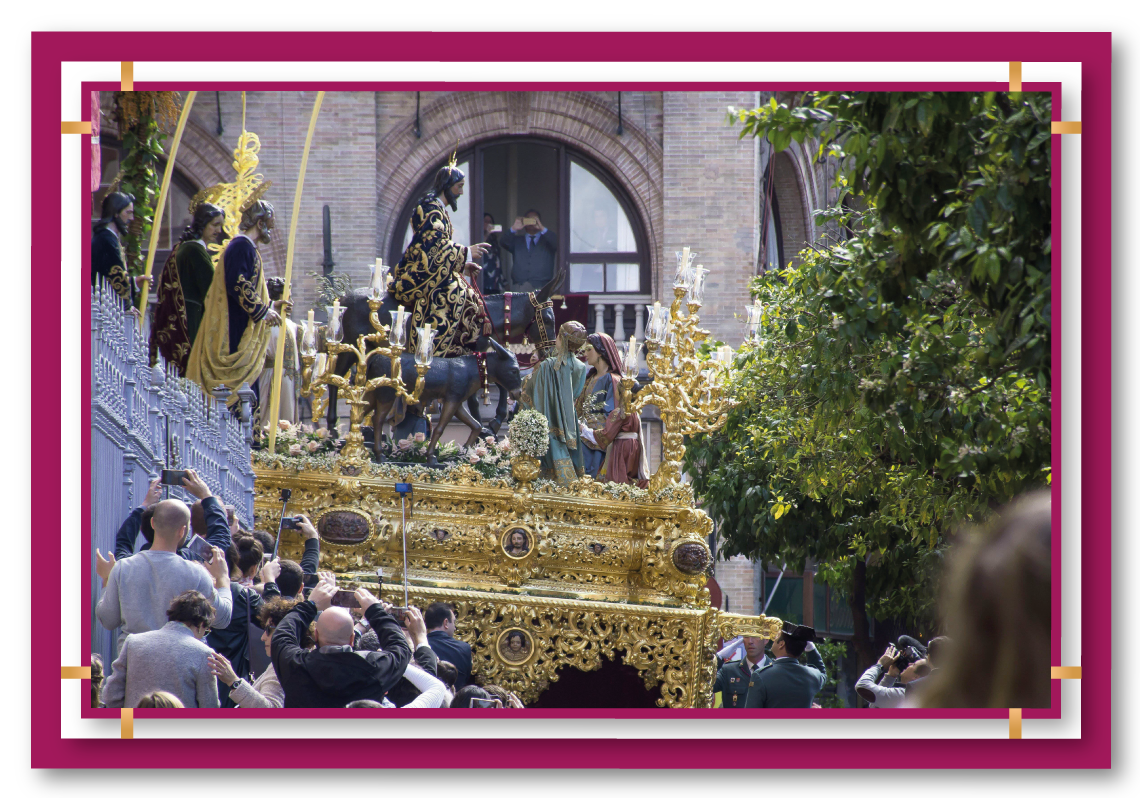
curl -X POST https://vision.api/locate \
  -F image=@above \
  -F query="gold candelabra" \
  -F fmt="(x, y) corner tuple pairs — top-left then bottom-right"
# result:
(622, 247), (738, 495)
(300, 279), (432, 467)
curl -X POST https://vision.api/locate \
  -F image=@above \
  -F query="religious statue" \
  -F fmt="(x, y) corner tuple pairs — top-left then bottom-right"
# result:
(148, 201), (226, 373)
(257, 277), (301, 425)
(391, 157), (491, 357)
(519, 321), (589, 486)
(186, 195), (285, 407)
(576, 332), (649, 487)
(91, 191), (150, 307)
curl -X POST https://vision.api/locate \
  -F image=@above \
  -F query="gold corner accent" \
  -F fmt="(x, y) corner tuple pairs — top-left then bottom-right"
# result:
(60, 666), (92, 679)
(1051, 666), (1082, 679)
(1009, 62), (1022, 92)
(120, 62), (134, 91)
(1051, 121), (1082, 134)
(1009, 707), (1022, 739)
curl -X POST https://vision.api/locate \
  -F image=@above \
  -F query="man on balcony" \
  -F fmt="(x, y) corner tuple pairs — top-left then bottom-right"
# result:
(499, 210), (558, 293)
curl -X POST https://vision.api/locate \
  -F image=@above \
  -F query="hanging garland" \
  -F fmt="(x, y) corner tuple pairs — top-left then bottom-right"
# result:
(110, 91), (183, 276)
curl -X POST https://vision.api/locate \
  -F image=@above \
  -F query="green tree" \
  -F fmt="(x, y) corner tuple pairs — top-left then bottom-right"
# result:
(687, 92), (1051, 671)
(111, 92), (183, 276)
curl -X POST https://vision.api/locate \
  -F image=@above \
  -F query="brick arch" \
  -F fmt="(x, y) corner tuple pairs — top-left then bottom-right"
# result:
(375, 91), (664, 291)
(771, 150), (813, 267)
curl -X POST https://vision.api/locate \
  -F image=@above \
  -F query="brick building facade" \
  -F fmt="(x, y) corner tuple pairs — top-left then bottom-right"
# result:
(99, 89), (839, 616)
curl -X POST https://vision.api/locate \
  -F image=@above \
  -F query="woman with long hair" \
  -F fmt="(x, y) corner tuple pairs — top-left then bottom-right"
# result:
(149, 202), (226, 373)
(575, 332), (648, 487)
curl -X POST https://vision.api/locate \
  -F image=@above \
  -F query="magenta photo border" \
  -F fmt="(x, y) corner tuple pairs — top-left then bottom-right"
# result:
(31, 31), (1109, 768)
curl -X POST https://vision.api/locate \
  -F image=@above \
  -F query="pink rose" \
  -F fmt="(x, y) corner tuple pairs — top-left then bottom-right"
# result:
(497, 439), (511, 452)
(288, 443), (303, 456)
(278, 419), (292, 431)
(307, 440), (320, 452)
(474, 446), (488, 457)
(398, 439), (414, 451)
(485, 436), (496, 446)
(468, 453), (481, 464)
(316, 428), (330, 439)
(414, 432), (426, 442)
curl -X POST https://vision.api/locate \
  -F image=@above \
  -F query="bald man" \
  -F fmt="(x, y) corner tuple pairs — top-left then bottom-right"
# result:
(96, 494), (233, 655)
(271, 575), (416, 708)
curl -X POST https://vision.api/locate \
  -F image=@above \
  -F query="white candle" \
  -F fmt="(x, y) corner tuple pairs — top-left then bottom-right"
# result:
(332, 297), (340, 313)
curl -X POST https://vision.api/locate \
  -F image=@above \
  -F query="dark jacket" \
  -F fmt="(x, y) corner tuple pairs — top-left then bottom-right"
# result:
(272, 601), (412, 708)
(207, 582), (265, 705)
(260, 538), (321, 601)
(427, 629), (473, 689)
(386, 644), (439, 707)
(715, 655), (771, 708)
(113, 496), (232, 562)
(498, 228), (558, 288)
(744, 646), (827, 709)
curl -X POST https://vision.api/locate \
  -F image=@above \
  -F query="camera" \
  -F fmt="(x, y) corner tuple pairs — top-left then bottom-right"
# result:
(892, 645), (923, 671)
(280, 515), (303, 531)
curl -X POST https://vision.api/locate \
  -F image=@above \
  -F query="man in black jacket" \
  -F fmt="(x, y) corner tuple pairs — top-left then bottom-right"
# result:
(425, 602), (472, 689)
(272, 579), (414, 708)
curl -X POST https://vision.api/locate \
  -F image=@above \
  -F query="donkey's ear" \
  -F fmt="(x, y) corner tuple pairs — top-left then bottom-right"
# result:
(487, 337), (510, 356)
(475, 334), (491, 352)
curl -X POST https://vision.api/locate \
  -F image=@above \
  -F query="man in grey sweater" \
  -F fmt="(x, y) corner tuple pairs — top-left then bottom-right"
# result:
(102, 590), (220, 708)
(96, 486), (232, 651)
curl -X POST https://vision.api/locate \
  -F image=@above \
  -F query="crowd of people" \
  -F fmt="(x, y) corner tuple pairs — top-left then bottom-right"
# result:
(93, 469), (524, 710)
(93, 466), (1049, 711)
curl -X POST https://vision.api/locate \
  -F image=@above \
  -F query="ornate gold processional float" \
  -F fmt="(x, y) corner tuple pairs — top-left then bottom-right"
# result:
(253, 248), (780, 707)
(154, 94), (782, 707)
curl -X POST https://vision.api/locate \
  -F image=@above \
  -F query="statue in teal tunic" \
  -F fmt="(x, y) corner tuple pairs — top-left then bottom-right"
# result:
(519, 321), (589, 486)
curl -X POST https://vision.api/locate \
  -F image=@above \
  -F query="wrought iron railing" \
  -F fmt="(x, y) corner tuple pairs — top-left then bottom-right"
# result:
(90, 278), (255, 667)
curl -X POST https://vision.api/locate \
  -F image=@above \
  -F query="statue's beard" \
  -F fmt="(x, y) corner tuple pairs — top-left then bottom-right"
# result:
(442, 186), (459, 212)
(257, 220), (274, 244)
(112, 215), (130, 237)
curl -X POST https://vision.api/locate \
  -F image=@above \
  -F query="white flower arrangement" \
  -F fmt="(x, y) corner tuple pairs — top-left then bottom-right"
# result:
(507, 409), (550, 458)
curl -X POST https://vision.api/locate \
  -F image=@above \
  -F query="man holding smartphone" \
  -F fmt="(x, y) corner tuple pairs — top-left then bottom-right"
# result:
(497, 209), (557, 292)
(271, 577), (426, 708)
(96, 483), (234, 656)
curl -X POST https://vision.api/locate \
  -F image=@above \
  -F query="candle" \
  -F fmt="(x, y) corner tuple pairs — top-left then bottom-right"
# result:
(332, 298), (340, 314)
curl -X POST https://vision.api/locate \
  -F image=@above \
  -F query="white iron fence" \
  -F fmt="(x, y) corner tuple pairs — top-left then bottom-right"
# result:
(90, 278), (256, 668)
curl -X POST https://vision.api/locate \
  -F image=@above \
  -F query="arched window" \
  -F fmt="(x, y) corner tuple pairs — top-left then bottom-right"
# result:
(758, 161), (783, 274)
(566, 158), (644, 293)
(388, 138), (649, 297)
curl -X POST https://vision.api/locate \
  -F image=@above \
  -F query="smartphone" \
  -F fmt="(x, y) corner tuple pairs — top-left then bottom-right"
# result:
(331, 589), (360, 609)
(186, 534), (213, 561)
(470, 698), (498, 708)
(489, 224), (502, 233)
(161, 469), (187, 486)
(521, 216), (538, 226)
(280, 516), (302, 531)
(388, 606), (408, 624)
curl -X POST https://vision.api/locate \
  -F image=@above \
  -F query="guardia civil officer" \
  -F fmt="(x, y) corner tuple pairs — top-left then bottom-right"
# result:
(714, 636), (771, 708)
(743, 622), (826, 708)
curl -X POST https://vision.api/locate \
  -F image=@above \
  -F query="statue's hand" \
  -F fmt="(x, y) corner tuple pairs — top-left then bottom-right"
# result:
(264, 309), (282, 328)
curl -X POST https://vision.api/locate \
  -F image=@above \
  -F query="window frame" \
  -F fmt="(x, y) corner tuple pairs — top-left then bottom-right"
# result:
(388, 136), (650, 296)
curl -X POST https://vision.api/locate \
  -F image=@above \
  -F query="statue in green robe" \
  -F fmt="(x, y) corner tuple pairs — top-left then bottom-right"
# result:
(519, 321), (589, 485)
(150, 202), (225, 373)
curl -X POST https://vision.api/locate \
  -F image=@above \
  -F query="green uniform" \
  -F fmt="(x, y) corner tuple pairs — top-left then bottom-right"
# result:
(744, 646), (827, 708)
(715, 656), (770, 708)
